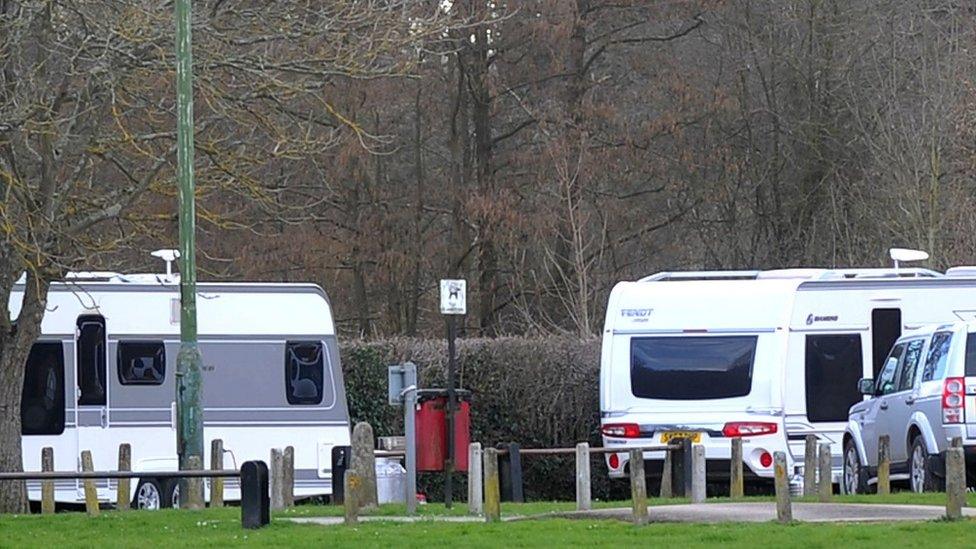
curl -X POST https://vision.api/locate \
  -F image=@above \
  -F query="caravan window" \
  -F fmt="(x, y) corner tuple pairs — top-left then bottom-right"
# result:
(118, 341), (166, 385)
(285, 341), (324, 405)
(21, 342), (65, 435)
(805, 334), (863, 423)
(76, 316), (106, 405)
(630, 336), (757, 400)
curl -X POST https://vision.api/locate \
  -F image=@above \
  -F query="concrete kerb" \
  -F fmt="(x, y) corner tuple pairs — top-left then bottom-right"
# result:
(284, 502), (976, 527)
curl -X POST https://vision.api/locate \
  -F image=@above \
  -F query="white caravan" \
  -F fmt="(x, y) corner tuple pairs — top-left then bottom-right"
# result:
(12, 261), (350, 508)
(599, 263), (976, 490)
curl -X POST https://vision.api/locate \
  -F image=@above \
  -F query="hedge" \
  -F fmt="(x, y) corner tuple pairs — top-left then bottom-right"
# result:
(340, 336), (631, 502)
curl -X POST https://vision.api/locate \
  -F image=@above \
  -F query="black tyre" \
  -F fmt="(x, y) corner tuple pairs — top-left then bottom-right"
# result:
(909, 437), (943, 493)
(134, 479), (164, 510)
(162, 478), (181, 509)
(842, 439), (869, 494)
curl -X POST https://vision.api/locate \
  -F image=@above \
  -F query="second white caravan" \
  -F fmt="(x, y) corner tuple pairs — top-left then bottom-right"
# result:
(599, 263), (976, 491)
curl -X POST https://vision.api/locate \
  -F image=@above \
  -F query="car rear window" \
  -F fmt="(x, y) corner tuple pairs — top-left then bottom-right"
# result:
(630, 336), (757, 400)
(966, 333), (976, 376)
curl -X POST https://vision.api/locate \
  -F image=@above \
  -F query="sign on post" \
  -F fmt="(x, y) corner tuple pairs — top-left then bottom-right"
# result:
(440, 279), (466, 315)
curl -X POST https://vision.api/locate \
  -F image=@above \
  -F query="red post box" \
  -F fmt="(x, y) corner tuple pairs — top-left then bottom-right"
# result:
(415, 389), (471, 472)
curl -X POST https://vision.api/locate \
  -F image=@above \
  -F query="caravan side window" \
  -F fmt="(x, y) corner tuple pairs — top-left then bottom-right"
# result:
(285, 341), (324, 405)
(21, 342), (65, 435)
(118, 341), (166, 385)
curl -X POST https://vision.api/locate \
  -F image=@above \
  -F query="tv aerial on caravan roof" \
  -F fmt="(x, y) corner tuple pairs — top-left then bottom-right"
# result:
(890, 247), (929, 269)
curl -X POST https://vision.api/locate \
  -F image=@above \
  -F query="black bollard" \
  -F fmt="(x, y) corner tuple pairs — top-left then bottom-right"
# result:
(241, 460), (270, 529)
(498, 442), (524, 503)
(331, 446), (351, 505)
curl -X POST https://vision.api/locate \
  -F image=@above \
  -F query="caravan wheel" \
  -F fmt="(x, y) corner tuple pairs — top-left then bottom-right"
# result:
(134, 479), (164, 510)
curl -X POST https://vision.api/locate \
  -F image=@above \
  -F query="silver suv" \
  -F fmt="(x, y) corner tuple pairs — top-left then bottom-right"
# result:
(843, 321), (976, 493)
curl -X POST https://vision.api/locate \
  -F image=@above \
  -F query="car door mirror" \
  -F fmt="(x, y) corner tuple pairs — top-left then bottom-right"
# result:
(857, 378), (875, 395)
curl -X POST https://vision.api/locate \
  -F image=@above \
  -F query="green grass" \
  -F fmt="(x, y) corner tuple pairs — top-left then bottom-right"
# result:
(1, 506), (974, 548)
(3, 493), (975, 548)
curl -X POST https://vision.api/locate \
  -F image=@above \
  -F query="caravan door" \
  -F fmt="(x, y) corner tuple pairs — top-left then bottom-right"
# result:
(75, 315), (109, 499)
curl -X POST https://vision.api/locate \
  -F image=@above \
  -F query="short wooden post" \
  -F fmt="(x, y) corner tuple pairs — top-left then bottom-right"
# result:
(629, 448), (647, 525)
(730, 438), (744, 499)
(483, 448), (501, 523)
(660, 449), (673, 498)
(81, 450), (99, 517)
(41, 447), (55, 515)
(343, 469), (360, 525)
(773, 451), (792, 523)
(468, 443), (483, 515)
(817, 443), (832, 502)
(877, 435), (890, 496)
(803, 435), (817, 497)
(283, 446), (295, 507)
(184, 455), (205, 510)
(210, 439), (224, 508)
(575, 442), (591, 511)
(270, 448), (285, 510)
(946, 445), (965, 520)
(691, 444), (706, 503)
(116, 443), (131, 511)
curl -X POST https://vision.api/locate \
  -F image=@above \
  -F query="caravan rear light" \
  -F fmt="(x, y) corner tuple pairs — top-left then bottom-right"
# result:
(608, 453), (620, 469)
(722, 421), (778, 437)
(943, 377), (965, 424)
(759, 451), (773, 468)
(601, 423), (641, 438)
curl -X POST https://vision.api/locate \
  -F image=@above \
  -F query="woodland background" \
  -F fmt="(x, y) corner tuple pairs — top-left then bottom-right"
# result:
(87, 0), (976, 339)
(3, 0), (976, 508)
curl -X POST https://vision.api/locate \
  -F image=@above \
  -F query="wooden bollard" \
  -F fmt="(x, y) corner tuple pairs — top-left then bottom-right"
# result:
(691, 444), (706, 503)
(483, 448), (501, 523)
(117, 443), (131, 510)
(41, 447), (55, 515)
(660, 449), (673, 498)
(81, 450), (99, 517)
(184, 455), (205, 510)
(773, 451), (792, 523)
(730, 438), (744, 499)
(343, 469), (360, 525)
(803, 435), (817, 497)
(629, 448), (648, 525)
(270, 448), (285, 510)
(210, 439), (224, 508)
(817, 443), (831, 502)
(575, 443), (591, 511)
(283, 446), (295, 507)
(468, 443), (483, 515)
(946, 445), (965, 520)
(877, 435), (890, 496)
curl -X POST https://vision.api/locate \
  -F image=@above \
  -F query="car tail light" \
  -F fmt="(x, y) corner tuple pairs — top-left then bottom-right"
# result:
(943, 377), (965, 424)
(608, 453), (620, 469)
(722, 421), (778, 437)
(601, 423), (641, 438)
(759, 451), (773, 468)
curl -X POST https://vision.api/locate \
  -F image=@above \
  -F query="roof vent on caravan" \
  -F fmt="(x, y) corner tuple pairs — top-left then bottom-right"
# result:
(64, 271), (124, 281)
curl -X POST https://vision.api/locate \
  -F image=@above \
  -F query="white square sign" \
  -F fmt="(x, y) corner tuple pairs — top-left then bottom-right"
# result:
(440, 279), (466, 315)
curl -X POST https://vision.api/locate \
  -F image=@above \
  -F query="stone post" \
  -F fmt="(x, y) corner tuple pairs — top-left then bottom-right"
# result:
(349, 422), (378, 509)
(575, 443), (591, 511)
(629, 448), (647, 525)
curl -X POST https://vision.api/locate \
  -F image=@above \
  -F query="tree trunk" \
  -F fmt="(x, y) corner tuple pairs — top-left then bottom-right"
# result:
(0, 272), (50, 514)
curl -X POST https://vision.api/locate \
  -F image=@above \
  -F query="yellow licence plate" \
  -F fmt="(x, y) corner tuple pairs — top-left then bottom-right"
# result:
(660, 431), (702, 443)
